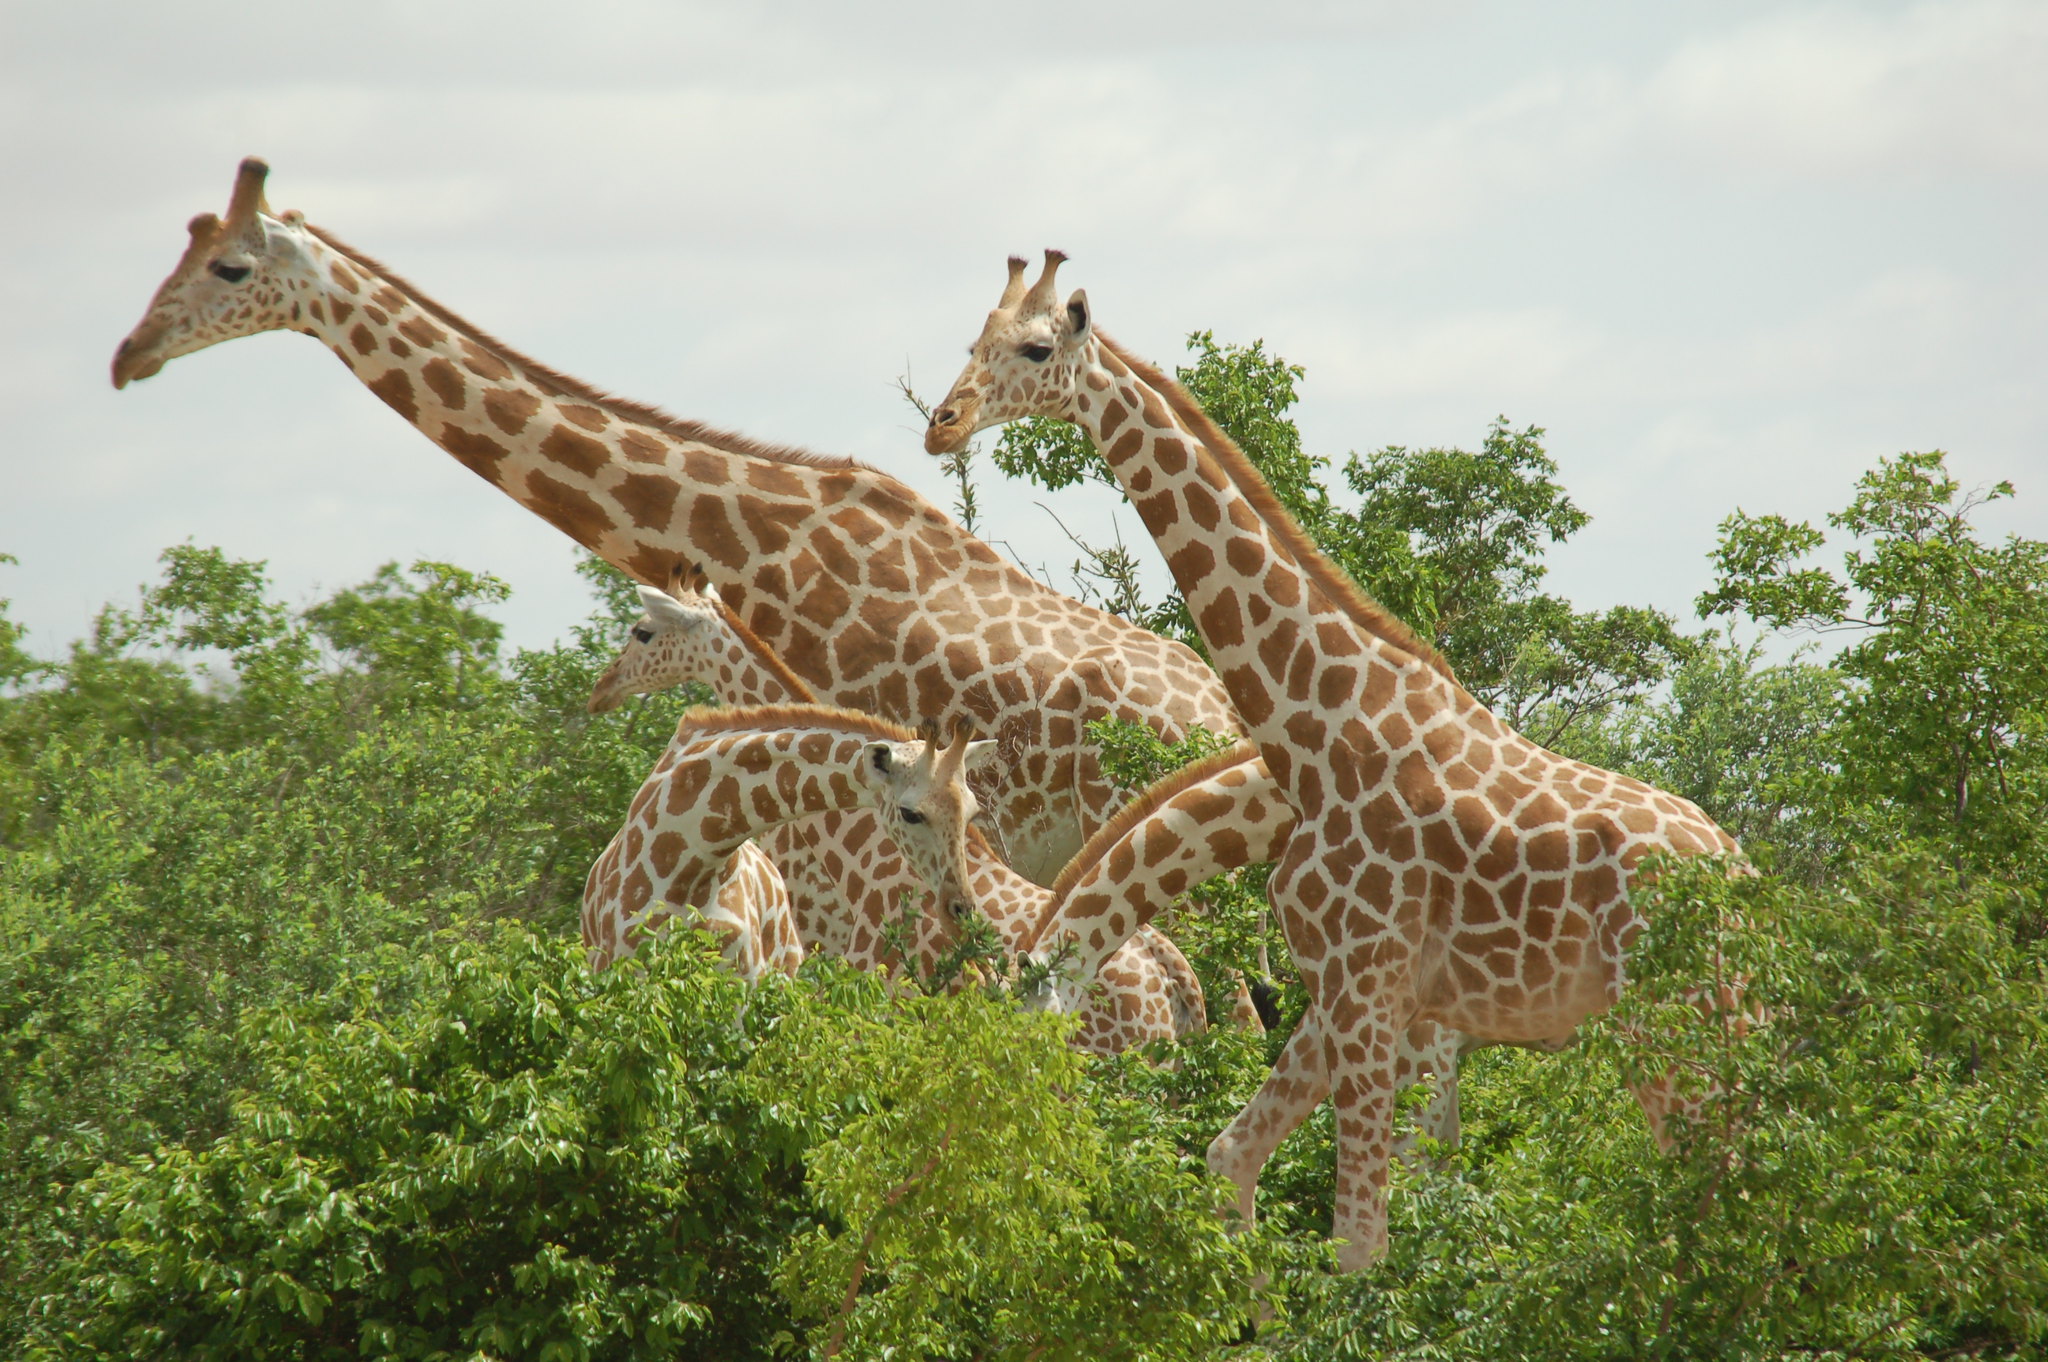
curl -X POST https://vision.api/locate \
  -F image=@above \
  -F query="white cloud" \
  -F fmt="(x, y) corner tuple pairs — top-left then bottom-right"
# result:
(1290, 307), (1605, 404)
(1647, 0), (2048, 179)
(4, 0), (2042, 661)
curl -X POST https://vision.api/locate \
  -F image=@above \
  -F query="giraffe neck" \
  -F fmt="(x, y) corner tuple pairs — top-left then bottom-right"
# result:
(1021, 745), (1294, 986)
(700, 623), (1053, 939)
(661, 601), (817, 707)
(961, 835), (1053, 939)
(268, 218), (1065, 702)
(600, 599), (1055, 956)
(1072, 336), (1479, 809)
(209, 216), (1247, 885)
(629, 717), (895, 861)
(586, 708), (968, 961)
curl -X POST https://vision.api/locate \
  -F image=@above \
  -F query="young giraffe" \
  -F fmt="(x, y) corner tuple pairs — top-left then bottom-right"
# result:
(591, 564), (1216, 1054)
(583, 705), (991, 975)
(926, 254), (1741, 1267)
(110, 159), (1238, 885)
(630, 838), (805, 984)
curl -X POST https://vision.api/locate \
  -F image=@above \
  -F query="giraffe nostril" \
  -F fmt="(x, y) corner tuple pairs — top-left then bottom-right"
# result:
(949, 900), (968, 919)
(934, 406), (956, 427)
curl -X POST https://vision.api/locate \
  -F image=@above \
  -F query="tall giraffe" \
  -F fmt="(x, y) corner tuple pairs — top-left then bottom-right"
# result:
(926, 254), (1740, 1267)
(110, 159), (1238, 884)
(590, 565), (1216, 1054)
(583, 705), (990, 973)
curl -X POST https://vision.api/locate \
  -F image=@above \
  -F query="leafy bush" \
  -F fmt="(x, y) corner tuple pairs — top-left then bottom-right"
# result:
(24, 929), (1257, 1361)
(1272, 853), (2048, 1360)
(31, 926), (801, 1360)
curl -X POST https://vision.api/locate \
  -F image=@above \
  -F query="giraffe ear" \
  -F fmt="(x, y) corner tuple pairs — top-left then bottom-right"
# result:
(1065, 290), (1090, 339)
(865, 741), (897, 777)
(637, 586), (699, 631)
(962, 739), (999, 773)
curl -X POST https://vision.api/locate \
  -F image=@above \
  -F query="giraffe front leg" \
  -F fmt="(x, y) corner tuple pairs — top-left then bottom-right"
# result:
(1323, 1000), (1405, 1271)
(1207, 1011), (1331, 1227)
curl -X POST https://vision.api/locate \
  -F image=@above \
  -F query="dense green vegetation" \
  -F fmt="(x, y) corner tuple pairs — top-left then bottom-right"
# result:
(3, 337), (2044, 1358)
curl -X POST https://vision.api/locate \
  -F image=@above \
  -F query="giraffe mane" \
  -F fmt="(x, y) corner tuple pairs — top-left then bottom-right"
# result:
(706, 595), (820, 703)
(1043, 740), (1264, 906)
(670, 703), (920, 746)
(303, 224), (868, 474)
(1095, 332), (1458, 684)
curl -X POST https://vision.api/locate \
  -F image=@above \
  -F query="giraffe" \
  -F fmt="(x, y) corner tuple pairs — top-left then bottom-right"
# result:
(1012, 736), (1462, 1146)
(583, 704), (991, 974)
(110, 159), (1239, 885)
(588, 563), (1218, 1054)
(599, 567), (1483, 1107)
(640, 838), (804, 984)
(925, 253), (1741, 1267)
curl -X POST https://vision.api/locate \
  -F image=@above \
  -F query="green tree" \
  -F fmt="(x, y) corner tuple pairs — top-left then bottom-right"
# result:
(0, 548), (683, 1348)
(305, 559), (510, 710)
(758, 971), (1256, 1360)
(1590, 635), (1847, 882)
(0, 555), (38, 691)
(29, 930), (1260, 1362)
(1339, 421), (1697, 746)
(33, 926), (806, 1361)
(1700, 451), (2048, 902)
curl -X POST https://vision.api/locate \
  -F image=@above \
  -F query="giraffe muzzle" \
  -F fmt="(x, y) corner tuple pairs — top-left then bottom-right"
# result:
(923, 393), (981, 456)
(111, 333), (167, 389)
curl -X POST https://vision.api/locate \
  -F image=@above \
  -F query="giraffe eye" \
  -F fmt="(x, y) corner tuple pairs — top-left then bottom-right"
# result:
(631, 626), (654, 644)
(210, 261), (252, 284)
(899, 807), (927, 825)
(1021, 343), (1053, 363)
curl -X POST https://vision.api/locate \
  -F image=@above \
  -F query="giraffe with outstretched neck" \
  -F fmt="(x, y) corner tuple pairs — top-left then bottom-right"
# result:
(926, 253), (1740, 1267)
(583, 705), (991, 973)
(589, 564), (1220, 1054)
(111, 159), (1238, 885)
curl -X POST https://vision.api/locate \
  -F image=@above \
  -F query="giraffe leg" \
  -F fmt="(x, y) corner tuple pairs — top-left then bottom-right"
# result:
(1322, 999), (1405, 1271)
(1629, 975), (1757, 1148)
(1206, 1013), (1330, 1227)
(1392, 1020), (1461, 1154)
(702, 840), (790, 984)
(1206, 1012), (1460, 1233)
(750, 853), (804, 979)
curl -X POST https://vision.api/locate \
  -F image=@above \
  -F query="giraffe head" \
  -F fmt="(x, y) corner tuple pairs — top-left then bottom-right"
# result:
(112, 157), (319, 389)
(860, 724), (999, 932)
(924, 250), (1092, 455)
(588, 563), (732, 714)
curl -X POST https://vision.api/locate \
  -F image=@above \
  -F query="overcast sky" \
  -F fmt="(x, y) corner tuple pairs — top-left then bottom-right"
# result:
(2, 0), (2042, 662)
